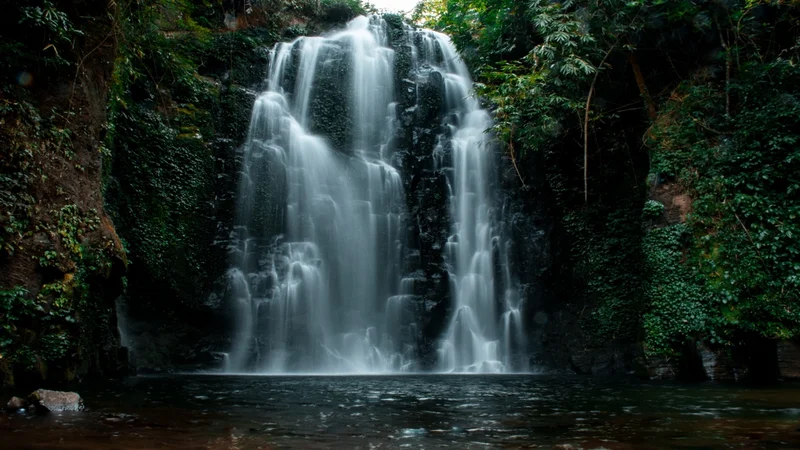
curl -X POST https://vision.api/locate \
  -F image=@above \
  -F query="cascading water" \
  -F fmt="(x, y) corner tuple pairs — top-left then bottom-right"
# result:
(410, 31), (527, 373)
(226, 15), (526, 374)
(228, 16), (410, 373)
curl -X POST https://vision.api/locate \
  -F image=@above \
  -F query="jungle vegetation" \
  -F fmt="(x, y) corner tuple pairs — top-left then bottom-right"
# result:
(413, 0), (800, 357)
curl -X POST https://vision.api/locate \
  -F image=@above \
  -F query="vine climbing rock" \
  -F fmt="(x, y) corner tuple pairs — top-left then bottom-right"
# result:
(28, 389), (84, 412)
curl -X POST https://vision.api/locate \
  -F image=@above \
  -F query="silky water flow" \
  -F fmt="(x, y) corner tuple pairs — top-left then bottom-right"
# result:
(226, 16), (526, 374)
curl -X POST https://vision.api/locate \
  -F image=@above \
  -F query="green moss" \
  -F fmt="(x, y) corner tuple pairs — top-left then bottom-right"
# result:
(319, 0), (368, 24)
(106, 101), (216, 303)
(641, 224), (715, 356)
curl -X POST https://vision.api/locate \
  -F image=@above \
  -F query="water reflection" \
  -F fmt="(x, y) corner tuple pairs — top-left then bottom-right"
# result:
(2, 375), (800, 449)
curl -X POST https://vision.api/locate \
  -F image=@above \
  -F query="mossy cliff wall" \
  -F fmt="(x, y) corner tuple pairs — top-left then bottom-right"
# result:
(0, 0), (127, 387)
(0, 0), (366, 385)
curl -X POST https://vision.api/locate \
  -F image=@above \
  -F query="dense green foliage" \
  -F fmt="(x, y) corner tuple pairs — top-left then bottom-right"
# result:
(642, 224), (715, 355)
(0, 0), (84, 257)
(648, 58), (800, 348)
(415, 0), (800, 356)
(1, 232), (119, 380)
(105, 0), (250, 308)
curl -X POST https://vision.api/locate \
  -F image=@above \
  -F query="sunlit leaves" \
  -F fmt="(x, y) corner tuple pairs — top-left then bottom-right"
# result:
(19, 1), (83, 42)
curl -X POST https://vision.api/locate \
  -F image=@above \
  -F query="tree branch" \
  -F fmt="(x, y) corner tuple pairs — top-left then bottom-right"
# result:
(507, 127), (528, 190)
(717, 25), (732, 119)
(629, 51), (657, 120)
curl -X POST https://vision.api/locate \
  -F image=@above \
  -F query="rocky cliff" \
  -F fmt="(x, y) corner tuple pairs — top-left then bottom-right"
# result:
(0, 0), (127, 386)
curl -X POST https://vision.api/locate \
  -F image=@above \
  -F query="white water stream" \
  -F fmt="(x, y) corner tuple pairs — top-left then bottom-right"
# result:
(227, 16), (525, 373)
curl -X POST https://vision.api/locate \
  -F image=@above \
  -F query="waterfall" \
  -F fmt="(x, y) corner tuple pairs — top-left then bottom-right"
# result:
(227, 15), (526, 374)
(410, 30), (526, 373)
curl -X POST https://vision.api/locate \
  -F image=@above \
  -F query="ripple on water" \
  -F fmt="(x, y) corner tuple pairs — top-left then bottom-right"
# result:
(2, 374), (800, 449)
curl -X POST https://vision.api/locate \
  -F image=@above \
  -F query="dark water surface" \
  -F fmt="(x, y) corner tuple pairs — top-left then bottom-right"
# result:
(3, 374), (800, 449)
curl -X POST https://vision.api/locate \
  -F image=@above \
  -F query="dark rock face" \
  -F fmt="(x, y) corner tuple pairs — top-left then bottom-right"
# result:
(29, 389), (83, 412)
(385, 22), (452, 366)
(307, 43), (354, 153)
(637, 340), (800, 382)
(697, 344), (744, 382)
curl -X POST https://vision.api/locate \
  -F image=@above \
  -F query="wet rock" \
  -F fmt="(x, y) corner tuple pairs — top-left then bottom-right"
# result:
(777, 340), (800, 380)
(643, 355), (678, 380)
(29, 389), (84, 412)
(698, 343), (740, 382)
(6, 396), (28, 411)
(307, 44), (353, 153)
(415, 70), (444, 126)
(648, 180), (693, 225)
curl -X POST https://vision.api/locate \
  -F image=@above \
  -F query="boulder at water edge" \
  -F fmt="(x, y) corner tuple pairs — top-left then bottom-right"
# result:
(5, 396), (28, 411)
(28, 389), (83, 412)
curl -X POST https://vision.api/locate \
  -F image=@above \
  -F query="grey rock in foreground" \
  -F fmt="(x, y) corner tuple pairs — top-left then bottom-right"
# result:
(5, 396), (28, 411)
(29, 389), (83, 412)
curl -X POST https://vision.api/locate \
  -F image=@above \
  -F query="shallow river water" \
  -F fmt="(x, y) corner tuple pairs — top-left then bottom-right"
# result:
(2, 374), (800, 449)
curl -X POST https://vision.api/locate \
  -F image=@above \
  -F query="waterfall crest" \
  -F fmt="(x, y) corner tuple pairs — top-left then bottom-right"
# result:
(227, 15), (526, 374)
